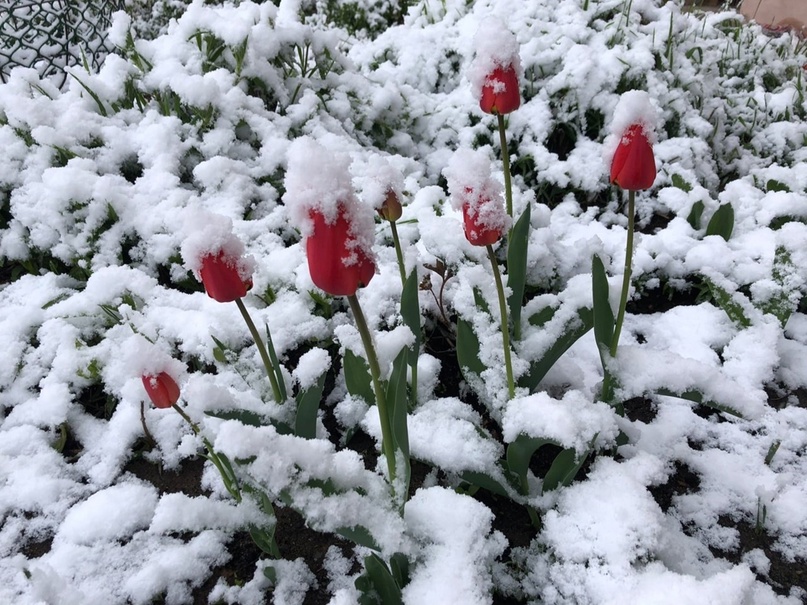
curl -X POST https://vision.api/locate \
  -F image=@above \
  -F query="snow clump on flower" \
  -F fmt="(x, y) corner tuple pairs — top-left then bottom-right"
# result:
(180, 212), (254, 283)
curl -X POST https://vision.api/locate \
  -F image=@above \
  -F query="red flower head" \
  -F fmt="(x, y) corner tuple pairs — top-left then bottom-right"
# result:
(284, 138), (377, 298)
(479, 65), (520, 115)
(471, 18), (522, 116)
(199, 251), (253, 303)
(610, 124), (656, 191)
(181, 213), (255, 303)
(307, 204), (376, 296)
(445, 149), (511, 247)
(142, 372), (180, 409)
(462, 194), (505, 246)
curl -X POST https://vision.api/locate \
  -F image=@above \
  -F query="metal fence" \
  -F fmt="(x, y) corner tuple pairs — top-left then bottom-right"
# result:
(0, 0), (124, 88)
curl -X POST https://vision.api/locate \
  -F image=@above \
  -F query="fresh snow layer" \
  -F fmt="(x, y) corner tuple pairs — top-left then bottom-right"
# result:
(0, 0), (806, 603)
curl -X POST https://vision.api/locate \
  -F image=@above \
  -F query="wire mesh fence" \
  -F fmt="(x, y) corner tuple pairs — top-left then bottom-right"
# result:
(0, 0), (124, 88)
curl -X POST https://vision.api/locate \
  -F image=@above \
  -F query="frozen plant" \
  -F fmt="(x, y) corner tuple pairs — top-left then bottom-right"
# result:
(595, 89), (658, 411)
(181, 213), (285, 405)
(445, 147), (514, 399)
(284, 137), (411, 508)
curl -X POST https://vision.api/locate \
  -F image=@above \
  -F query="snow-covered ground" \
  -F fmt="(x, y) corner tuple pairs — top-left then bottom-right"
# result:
(1, 0), (806, 603)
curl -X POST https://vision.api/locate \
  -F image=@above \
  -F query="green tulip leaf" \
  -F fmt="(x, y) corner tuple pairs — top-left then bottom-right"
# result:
(456, 317), (486, 378)
(400, 270), (421, 349)
(473, 286), (491, 315)
(401, 270), (422, 406)
(705, 203), (734, 241)
(385, 348), (411, 499)
(295, 371), (326, 439)
(389, 553), (410, 589)
(702, 277), (751, 328)
(211, 335), (231, 364)
(591, 254), (615, 369)
(686, 200), (704, 229)
(527, 305), (556, 327)
(264, 324), (287, 402)
(249, 524), (280, 558)
(344, 349), (375, 404)
(657, 388), (742, 417)
(520, 307), (594, 392)
(337, 525), (380, 551)
(541, 446), (590, 493)
(507, 204), (531, 341)
(756, 246), (798, 328)
(205, 409), (273, 427)
(671, 173), (693, 193)
(506, 435), (559, 495)
(460, 470), (512, 498)
(765, 179), (790, 193)
(358, 554), (403, 605)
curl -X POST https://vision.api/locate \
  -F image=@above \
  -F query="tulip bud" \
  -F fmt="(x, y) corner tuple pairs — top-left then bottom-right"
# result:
(199, 251), (253, 303)
(377, 189), (403, 222)
(607, 91), (657, 191)
(284, 138), (377, 297)
(181, 213), (255, 303)
(142, 372), (180, 409)
(444, 149), (511, 247)
(609, 124), (656, 191)
(307, 205), (376, 297)
(462, 200), (505, 246)
(470, 18), (522, 116)
(479, 65), (520, 115)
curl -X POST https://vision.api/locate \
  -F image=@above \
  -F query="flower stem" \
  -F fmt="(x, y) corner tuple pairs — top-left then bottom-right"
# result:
(235, 297), (283, 404)
(497, 113), (514, 221)
(347, 294), (397, 484)
(171, 403), (243, 501)
(487, 245), (515, 400)
(610, 189), (635, 358)
(389, 220), (406, 287)
(140, 400), (157, 449)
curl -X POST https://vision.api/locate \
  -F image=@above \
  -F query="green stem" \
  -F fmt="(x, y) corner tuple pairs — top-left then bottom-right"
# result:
(235, 297), (283, 404)
(610, 189), (635, 359)
(487, 245), (515, 400)
(389, 221), (406, 287)
(172, 403), (242, 501)
(172, 402), (201, 434)
(497, 113), (514, 221)
(347, 294), (397, 484)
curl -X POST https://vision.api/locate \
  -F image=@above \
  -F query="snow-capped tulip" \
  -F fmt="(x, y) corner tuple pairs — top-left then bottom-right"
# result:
(610, 124), (656, 191)
(377, 189), (403, 222)
(142, 372), (180, 409)
(181, 213), (256, 303)
(284, 138), (377, 298)
(471, 18), (522, 116)
(307, 205), (376, 297)
(479, 65), (520, 115)
(462, 195), (504, 246)
(199, 250), (253, 303)
(445, 148), (511, 247)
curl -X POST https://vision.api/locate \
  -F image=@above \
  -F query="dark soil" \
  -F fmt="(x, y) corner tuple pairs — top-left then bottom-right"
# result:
(649, 462), (807, 597)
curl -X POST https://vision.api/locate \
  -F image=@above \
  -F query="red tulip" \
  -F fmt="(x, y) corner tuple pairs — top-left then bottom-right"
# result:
(479, 65), (520, 115)
(199, 251), (253, 303)
(307, 205), (376, 296)
(142, 372), (180, 409)
(610, 124), (656, 191)
(462, 202), (504, 246)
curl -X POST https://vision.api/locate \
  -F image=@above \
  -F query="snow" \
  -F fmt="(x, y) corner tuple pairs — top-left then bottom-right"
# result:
(1, 0), (806, 603)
